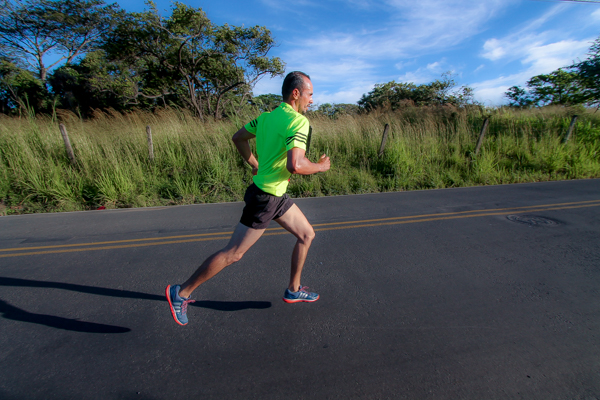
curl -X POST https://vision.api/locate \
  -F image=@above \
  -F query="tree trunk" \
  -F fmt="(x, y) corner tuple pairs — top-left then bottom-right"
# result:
(184, 76), (204, 121)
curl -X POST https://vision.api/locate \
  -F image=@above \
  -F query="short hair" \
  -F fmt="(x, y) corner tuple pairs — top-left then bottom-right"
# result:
(282, 71), (311, 101)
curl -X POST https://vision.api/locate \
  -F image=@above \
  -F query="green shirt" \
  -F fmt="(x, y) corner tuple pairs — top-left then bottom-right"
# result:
(244, 102), (309, 196)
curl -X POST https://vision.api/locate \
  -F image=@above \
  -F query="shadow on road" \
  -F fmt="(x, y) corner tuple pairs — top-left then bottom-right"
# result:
(0, 277), (272, 312)
(0, 299), (131, 333)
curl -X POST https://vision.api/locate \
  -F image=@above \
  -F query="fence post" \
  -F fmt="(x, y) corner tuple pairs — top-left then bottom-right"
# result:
(378, 124), (390, 157)
(58, 123), (76, 166)
(146, 125), (154, 162)
(306, 125), (312, 154)
(563, 115), (578, 143)
(474, 118), (490, 156)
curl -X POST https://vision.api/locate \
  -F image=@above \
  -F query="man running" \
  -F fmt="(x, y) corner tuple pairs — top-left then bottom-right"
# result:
(166, 71), (331, 325)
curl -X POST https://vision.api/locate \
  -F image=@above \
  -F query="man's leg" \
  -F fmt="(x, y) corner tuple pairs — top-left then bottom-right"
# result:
(166, 223), (264, 325)
(179, 223), (265, 298)
(274, 204), (316, 292)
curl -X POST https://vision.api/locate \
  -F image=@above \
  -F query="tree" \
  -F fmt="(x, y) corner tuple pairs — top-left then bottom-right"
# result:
(105, 2), (284, 120)
(48, 50), (158, 113)
(251, 93), (282, 112)
(0, 0), (121, 83)
(313, 103), (360, 118)
(528, 69), (584, 106)
(358, 73), (475, 111)
(505, 85), (533, 108)
(573, 37), (600, 109)
(505, 68), (584, 107)
(0, 58), (48, 114)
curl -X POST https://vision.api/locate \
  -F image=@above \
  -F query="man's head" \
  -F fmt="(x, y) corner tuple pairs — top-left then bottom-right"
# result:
(282, 71), (313, 114)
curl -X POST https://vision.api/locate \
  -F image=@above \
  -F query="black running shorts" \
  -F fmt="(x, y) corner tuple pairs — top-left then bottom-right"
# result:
(240, 184), (294, 229)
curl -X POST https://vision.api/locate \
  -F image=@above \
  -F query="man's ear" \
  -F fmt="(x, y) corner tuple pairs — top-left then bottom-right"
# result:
(292, 88), (300, 99)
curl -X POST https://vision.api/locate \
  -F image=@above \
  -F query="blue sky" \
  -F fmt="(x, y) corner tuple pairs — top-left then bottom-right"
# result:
(116, 0), (600, 106)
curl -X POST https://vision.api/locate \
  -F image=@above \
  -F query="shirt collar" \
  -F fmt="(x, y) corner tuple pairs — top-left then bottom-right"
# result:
(280, 102), (298, 113)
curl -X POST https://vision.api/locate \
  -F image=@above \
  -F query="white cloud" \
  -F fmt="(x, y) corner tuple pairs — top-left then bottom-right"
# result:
(474, 1), (596, 106)
(314, 83), (374, 104)
(396, 58), (453, 84)
(472, 37), (591, 106)
(474, 86), (511, 106)
(282, 0), (514, 62)
(481, 3), (590, 66)
(269, 0), (517, 105)
(593, 9), (600, 21)
(523, 39), (591, 70)
(426, 61), (441, 71)
(483, 35), (591, 69)
(472, 72), (530, 106)
(476, 34), (594, 106)
(397, 71), (431, 84)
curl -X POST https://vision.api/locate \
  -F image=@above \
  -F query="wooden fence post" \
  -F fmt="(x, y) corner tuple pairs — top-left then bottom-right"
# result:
(58, 123), (76, 166)
(563, 115), (578, 143)
(378, 124), (390, 157)
(474, 118), (490, 156)
(146, 125), (154, 162)
(306, 125), (312, 154)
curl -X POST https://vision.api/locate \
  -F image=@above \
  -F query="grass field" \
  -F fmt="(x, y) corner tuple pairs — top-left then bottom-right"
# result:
(1, 105), (599, 215)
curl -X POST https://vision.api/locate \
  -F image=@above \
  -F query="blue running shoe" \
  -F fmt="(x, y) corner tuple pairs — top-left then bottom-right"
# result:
(166, 285), (195, 325)
(283, 286), (319, 303)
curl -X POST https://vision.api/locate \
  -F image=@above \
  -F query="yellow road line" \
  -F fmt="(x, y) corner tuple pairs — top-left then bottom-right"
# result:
(0, 230), (237, 252)
(310, 199), (600, 228)
(1, 200), (599, 259)
(2, 199), (596, 253)
(314, 203), (600, 232)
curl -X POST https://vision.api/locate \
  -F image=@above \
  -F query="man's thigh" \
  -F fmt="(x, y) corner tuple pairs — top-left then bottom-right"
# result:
(274, 204), (313, 239)
(224, 223), (266, 254)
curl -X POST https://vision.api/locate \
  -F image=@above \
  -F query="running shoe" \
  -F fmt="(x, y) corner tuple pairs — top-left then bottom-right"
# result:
(283, 286), (319, 303)
(166, 284), (195, 325)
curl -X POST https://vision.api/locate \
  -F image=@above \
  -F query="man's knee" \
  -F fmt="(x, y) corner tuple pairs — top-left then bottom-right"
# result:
(300, 227), (316, 244)
(223, 248), (245, 264)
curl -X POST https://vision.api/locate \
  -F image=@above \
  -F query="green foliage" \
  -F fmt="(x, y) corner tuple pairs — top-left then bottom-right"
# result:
(573, 37), (600, 109)
(310, 103), (361, 119)
(358, 73), (475, 111)
(0, 58), (49, 114)
(506, 69), (584, 107)
(251, 93), (282, 112)
(104, 2), (284, 120)
(505, 85), (533, 108)
(48, 50), (177, 113)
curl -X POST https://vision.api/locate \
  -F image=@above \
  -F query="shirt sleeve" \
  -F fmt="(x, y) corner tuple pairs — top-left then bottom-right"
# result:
(285, 117), (310, 151)
(244, 117), (259, 134)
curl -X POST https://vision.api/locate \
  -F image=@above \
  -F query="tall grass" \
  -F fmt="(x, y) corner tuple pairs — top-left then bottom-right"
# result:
(1, 105), (599, 215)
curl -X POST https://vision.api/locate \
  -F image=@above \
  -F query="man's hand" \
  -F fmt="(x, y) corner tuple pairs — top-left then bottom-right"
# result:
(317, 154), (330, 172)
(252, 166), (258, 176)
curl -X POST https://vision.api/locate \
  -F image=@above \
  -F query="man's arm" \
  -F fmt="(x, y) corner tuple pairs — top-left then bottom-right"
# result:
(232, 127), (258, 175)
(286, 147), (330, 175)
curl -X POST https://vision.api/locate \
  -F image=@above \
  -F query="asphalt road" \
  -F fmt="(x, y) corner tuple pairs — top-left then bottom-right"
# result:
(1, 179), (599, 400)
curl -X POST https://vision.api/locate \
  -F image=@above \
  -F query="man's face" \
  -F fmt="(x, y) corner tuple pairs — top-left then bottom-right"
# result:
(296, 78), (313, 114)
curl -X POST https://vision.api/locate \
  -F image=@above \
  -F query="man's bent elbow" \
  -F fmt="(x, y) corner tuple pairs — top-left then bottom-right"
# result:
(286, 160), (299, 174)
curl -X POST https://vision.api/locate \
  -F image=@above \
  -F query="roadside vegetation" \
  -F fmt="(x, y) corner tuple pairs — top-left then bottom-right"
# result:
(1, 105), (598, 215)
